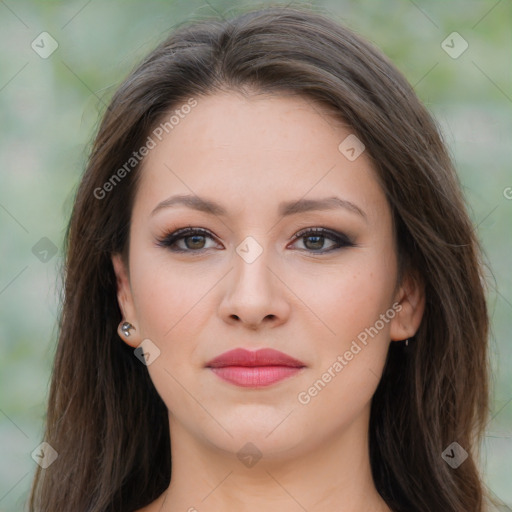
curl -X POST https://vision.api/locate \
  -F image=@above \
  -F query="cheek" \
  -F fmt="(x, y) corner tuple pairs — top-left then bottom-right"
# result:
(294, 267), (395, 429)
(294, 254), (397, 350)
(131, 263), (207, 343)
(128, 260), (210, 408)
(295, 250), (396, 411)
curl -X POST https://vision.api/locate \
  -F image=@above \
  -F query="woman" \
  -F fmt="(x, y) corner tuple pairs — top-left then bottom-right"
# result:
(28, 5), (492, 511)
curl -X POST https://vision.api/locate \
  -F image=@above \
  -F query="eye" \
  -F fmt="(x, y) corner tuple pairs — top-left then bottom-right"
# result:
(155, 227), (219, 253)
(289, 227), (355, 253)
(155, 226), (355, 254)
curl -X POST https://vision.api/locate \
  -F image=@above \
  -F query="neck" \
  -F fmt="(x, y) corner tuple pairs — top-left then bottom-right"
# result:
(157, 408), (391, 512)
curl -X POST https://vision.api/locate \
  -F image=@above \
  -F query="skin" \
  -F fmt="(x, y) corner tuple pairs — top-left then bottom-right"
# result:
(111, 91), (425, 512)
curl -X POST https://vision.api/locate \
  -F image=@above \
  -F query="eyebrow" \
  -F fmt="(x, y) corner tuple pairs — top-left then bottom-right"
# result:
(150, 194), (367, 221)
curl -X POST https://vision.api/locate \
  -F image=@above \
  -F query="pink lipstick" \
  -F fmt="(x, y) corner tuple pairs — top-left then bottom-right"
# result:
(205, 348), (305, 387)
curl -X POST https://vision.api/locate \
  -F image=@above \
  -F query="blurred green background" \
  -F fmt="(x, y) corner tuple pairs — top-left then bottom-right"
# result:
(0, 0), (510, 510)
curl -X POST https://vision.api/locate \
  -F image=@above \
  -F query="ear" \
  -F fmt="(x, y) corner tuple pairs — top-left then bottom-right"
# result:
(111, 253), (140, 348)
(389, 270), (425, 342)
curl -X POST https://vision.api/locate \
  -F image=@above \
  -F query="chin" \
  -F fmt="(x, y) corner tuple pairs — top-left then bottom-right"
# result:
(206, 417), (307, 456)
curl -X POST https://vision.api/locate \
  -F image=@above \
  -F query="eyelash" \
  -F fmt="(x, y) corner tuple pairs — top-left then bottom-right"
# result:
(155, 226), (355, 254)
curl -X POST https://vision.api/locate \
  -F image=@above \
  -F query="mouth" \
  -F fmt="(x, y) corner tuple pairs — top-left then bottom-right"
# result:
(205, 348), (306, 388)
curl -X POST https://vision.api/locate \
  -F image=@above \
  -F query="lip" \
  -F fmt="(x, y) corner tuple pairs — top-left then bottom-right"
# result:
(205, 348), (306, 388)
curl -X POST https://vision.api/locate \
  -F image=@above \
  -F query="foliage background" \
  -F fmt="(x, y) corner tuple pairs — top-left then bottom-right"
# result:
(0, 0), (510, 510)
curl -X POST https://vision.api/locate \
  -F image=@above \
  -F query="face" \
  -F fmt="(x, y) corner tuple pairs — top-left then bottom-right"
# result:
(112, 91), (424, 460)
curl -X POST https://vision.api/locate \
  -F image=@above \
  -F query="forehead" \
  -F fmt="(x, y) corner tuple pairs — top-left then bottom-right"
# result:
(132, 91), (388, 224)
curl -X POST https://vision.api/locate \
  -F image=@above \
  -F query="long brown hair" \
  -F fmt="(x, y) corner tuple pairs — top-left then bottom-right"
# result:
(28, 4), (491, 511)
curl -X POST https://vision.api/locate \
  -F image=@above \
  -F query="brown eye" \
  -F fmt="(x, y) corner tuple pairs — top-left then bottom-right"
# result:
(303, 234), (328, 251)
(290, 228), (355, 253)
(156, 228), (218, 253)
(182, 234), (207, 250)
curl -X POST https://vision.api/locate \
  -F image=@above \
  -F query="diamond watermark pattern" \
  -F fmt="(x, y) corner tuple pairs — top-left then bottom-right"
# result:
(441, 441), (468, 469)
(134, 338), (161, 365)
(338, 134), (365, 161)
(236, 236), (263, 264)
(31, 441), (58, 469)
(237, 442), (262, 468)
(441, 32), (468, 59)
(32, 237), (58, 262)
(31, 32), (59, 59)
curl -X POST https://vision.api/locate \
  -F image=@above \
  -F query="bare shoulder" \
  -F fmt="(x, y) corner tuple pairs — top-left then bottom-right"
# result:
(133, 498), (160, 512)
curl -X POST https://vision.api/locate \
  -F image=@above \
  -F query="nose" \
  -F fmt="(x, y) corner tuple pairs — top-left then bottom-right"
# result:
(218, 245), (291, 330)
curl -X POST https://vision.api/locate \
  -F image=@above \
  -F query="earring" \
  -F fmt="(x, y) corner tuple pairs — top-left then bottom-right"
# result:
(402, 337), (414, 353)
(120, 321), (134, 337)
